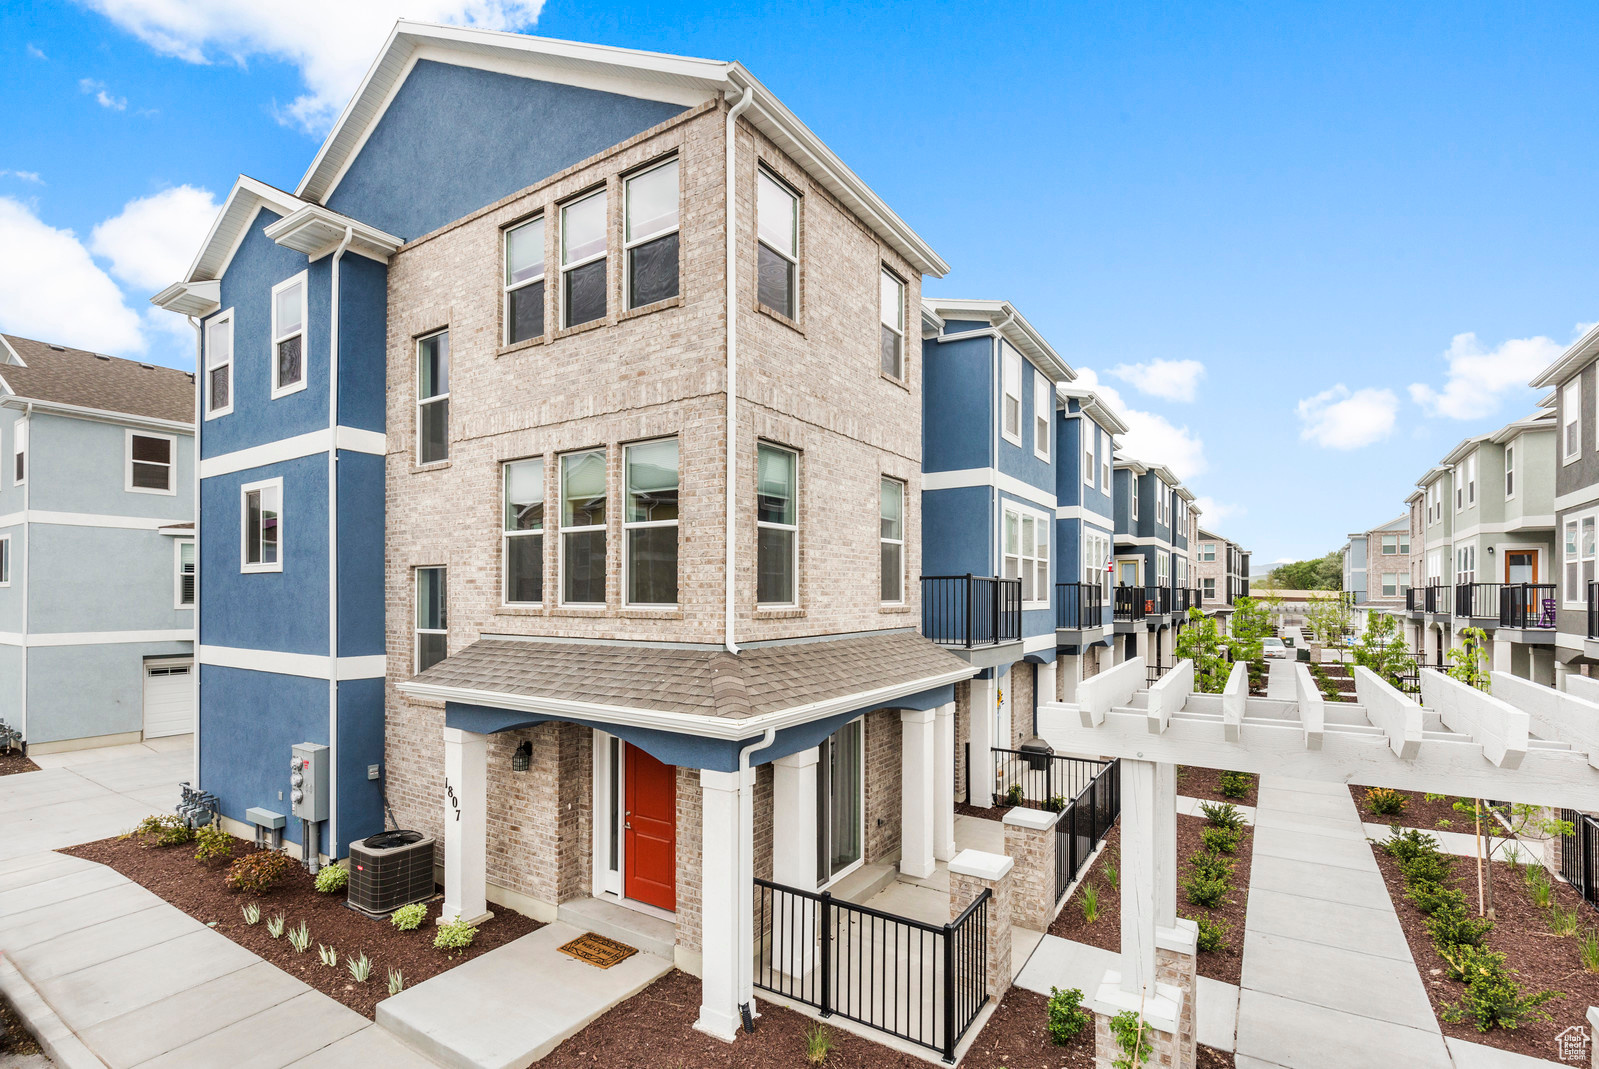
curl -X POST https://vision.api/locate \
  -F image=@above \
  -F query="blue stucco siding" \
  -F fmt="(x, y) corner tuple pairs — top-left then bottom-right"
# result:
(29, 414), (195, 519)
(922, 485), (992, 577)
(336, 450), (385, 658)
(336, 677), (386, 854)
(997, 489), (1054, 639)
(1114, 470), (1134, 534)
(996, 355), (1053, 492)
(29, 526), (193, 634)
(25, 641), (191, 745)
(922, 335), (994, 473)
(326, 60), (688, 241)
(199, 454), (329, 655)
(1056, 412), (1082, 508)
(337, 255), (389, 434)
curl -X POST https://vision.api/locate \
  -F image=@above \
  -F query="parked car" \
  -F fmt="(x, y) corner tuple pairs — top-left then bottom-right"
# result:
(1262, 636), (1290, 659)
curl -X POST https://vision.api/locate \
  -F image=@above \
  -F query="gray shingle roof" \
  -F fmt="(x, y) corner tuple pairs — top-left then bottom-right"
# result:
(1, 335), (194, 425)
(411, 630), (973, 721)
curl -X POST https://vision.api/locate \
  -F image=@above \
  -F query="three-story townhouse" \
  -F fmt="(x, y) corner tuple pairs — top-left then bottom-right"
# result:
(1342, 515), (1410, 615)
(1194, 528), (1250, 633)
(1112, 458), (1191, 673)
(1415, 464), (1456, 666)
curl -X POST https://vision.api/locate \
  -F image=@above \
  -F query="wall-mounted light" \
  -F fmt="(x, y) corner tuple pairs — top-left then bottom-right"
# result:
(512, 740), (531, 772)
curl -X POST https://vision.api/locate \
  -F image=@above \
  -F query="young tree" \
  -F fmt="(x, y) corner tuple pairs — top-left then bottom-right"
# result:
(1175, 607), (1229, 693)
(1447, 626), (1492, 693)
(1228, 596), (1272, 689)
(1351, 611), (1416, 689)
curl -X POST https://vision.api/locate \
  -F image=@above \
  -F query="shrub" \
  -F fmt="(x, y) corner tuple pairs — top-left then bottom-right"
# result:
(1199, 802), (1245, 832)
(1439, 945), (1561, 1032)
(225, 849), (296, 895)
(391, 902), (428, 931)
(1047, 986), (1091, 1045)
(434, 917), (478, 954)
(1365, 787), (1407, 816)
(1406, 881), (1465, 916)
(1191, 914), (1229, 953)
(1109, 1010), (1153, 1068)
(804, 1022), (832, 1066)
(1004, 783), (1025, 807)
(1427, 903), (1493, 951)
(1043, 794), (1067, 813)
(1381, 827), (1441, 864)
(1201, 826), (1241, 855)
(135, 813), (196, 848)
(1080, 882), (1100, 924)
(1579, 930), (1599, 973)
(193, 823), (233, 863)
(314, 865), (348, 894)
(1188, 851), (1233, 883)
(1217, 771), (1253, 800)
(1182, 869), (1230, 908)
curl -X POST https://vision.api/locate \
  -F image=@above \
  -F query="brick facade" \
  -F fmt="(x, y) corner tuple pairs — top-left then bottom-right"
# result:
(1008, 661), (1033, 748)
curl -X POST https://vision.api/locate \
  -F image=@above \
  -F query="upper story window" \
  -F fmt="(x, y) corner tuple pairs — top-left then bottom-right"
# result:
(1154, 479), (1166, 526)
(1130, 478), (1138, 521)
(241, 478), (281, 573)
(880, 269), (905, 380)
(416, 330), (449, 465)
(1505, 444), (1516, 498)
(625, 159), (680, 310)
(1001, 344), (1022, 445)
(503, 458), (544, 606)
(757, 443), (798, 606)
(1084, 425), (1096, 487)
(0, 534), (10, 586)
(415, 566), (447, 672)
(126, 431), (176, 495)
(880, 476), (904, 603)
(504, 217), (545, 344)
(1565, 380), (1582, 462)
(624, 438), (679, 606)
(1003, 503), (1049, 605)
(1466, 454), (1476, 505)
(561, 190), (608, 329)
(205, 312), (233, 418)
(1101, 447), (1110, 490)
(12, 419), (26, 486)
(176, 540), (195, 607)
(1381, 533), (1399, 555)
(1033, 371), (1050, 461)
(757, 170), (799, 319)
(560, 449), (607, 606)
(1454, 465), (1464, 511)
(1202, 576), (1216, 599)
(270, 272), (307, 398)
(1200, 542), (1216, 562)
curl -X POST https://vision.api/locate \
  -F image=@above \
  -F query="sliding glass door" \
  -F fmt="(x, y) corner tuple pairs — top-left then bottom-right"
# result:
(816, 719), (864, 883)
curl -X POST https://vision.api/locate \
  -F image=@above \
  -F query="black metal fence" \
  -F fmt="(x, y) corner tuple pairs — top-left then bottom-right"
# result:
(1054, 759), (1122, 903)
(1142, 585), (1173, 616)
(753, 878), (990, 1061)
(1056, 582), (1105, 629)
(1422, 583), (1453, 615)
(990, 748), (1113, 809)
(1113, 586), (1147, 622)
(1499, 583), (1556, 629)
(1406, 588), (1424, 612)
(922, 575), (1022, 648)
(1454, 582), (1504, 619)
(1589, 582), (1599, 641)
(1561, 810), (1599, 912)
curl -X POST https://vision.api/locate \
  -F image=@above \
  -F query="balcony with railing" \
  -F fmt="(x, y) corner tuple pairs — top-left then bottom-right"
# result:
(921, 575), (1022, 649)
(1589, 581), (1599, 640)
(1422, 583), (1453, 616)
(1455, 582), (1507, 621)
(1405, 587), (1424, 613)
(1113, 585), (1147, 623)
(1142, 585), (1173, 616)
(1498, 584), (1557, 630)
(1055, 582), (1105, 630)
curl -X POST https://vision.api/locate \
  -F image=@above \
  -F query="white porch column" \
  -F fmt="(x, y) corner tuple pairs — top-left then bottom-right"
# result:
(968, 674), (998, 806)
(696, 768), (746, 1042)
(1060, 653), (1081, 704)
(900, 708), (936, 879)
(772, 749), (819, 888)
(934, 702), (957, 861)
(1119, 757), (1159, 996)
(1135, 628), (1151, 665)
(441, 727), (492, 927)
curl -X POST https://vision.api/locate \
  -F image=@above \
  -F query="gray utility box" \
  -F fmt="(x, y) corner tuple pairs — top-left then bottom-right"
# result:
(291, 743), (329, 823)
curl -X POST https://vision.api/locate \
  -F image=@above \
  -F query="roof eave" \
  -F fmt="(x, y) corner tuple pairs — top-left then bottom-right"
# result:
(262, 205), (403, 263)
(150, 279), (221, 317)
(0, 394), (194, 433)
(1530, 322), (1599, 389)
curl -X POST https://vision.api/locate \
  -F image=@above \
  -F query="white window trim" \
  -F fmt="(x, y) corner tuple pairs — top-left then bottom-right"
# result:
(756, 442), (800, 608)
(880, 475), (905, 605)
(756, 167), (800, 318)
(174, 538), (195, 609)
(12, 418), (26, 487)
(622, 438), (680, 609)
(1000, 343), (1023, 447)
(503, 215), (546, 345)
(502, 458), (545, 608)
(269, 272), (309, 400)
(559, 449), (607, 608)
(1505, 443), (1516, 500)
(1130, 478), (1139, 521)
(204, 308), (234, 420)
(414, 566), (447, 674)
(239, 477), (283, 574)
(559, 188), (608, 330)
(0, 533), (10, 587)
(1565, 379), (1583, 465)
(879, 267), (906, 382)
(1033, 370), (1051, 462)
(125, 428), (178, 496)
(415, 329), (449, 466)
(1084, 424), (1096, 488)
(624, 157), (681, 312)
(1001, 499), (1050, 608)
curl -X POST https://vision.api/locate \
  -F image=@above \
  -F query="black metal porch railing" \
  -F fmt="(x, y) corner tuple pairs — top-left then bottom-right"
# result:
(1498, 583), (1556, 629)
(991, 749), (1114, 809)
(1147, 663), (1168, 687)
(1055, 582), (1105, 630)
(1590, 582), (1599, 641)
(1141, 585), (1172, 616)
(1055, 759), (1121, 904)
(1455, 582), (1506, 620)
(1561, 810), (1599, 913)
(753, 878), (990, 1061)
(1405, 588), (1424, 612)
(1423, 583), (1453, 616)
(1113, 585), (1146, 622)
(921, 575), (1022, 649)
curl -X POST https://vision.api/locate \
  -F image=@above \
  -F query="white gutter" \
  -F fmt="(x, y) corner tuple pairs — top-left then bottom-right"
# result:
(724, 87), (754, 656)
(0, 396), (192, 434)
(188, 316), (202, 788)
(16, 402), (29, 745)
(737, 728), (776, 1025)
(326, 226), (353, 862)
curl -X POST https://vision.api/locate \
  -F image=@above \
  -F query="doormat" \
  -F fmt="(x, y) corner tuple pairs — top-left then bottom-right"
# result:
(557, 932), (639, 969)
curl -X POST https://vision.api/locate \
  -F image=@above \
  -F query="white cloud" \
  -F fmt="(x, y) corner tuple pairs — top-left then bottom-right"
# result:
(1108, 358), (1206, 403)
(0, 171), (42, 184)
(1075, 367), (1208, 479)
(1272, 557), (1295, 565)
(83, 0), (547, 134)
(1408, 331), (1563, 420)
(1296, 384), (1399, 449)
(91, 185), (219, 292)
(79, 78), (127, 110)
(0, 197), (144, 355)
(27, 44), (47, 60)
(1192, 495), (1242, 526)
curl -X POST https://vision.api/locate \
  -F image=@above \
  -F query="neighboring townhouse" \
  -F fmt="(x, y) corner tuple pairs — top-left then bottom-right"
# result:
(158, 23), (974, 1042)
(1052, 382), (1127, 702)
(0, 335), (195, 752)
(1112, 458), (1201, 673)
(1342, 514), (1411, 612)
(1193, 527), (1250, 631)
(1413, 464), (1456, 666)
(919, 298), (1074, 803)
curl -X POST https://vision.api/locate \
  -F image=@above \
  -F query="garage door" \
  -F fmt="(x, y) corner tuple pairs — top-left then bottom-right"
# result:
(143, 660), (193, 739)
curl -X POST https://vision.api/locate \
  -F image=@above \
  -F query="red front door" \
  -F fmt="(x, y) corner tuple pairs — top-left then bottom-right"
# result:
(624, 744), (677, 912)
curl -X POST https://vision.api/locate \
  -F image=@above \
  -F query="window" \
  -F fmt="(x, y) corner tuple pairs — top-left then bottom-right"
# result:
(1455, 466), (1464, 511)
(240, 479), (281, 573)
(815, 719), (863, 883)
(1565, 380), (1582, 462)
(560, 449), (607, 605)
(1003, 503), (1049, 605)
(880, 269), (905, 379)
(624, 439), (679, 606)
(561, 190), (608, 328)
(1000, 344), (1022, 445)
(1084, 425), (1096, 487)
(1200, 543), (1216, 562)
(415, 567), (447, 672)
(1456, 544), (1476, 583)
(1202, 577), (1216, 600)
(1585, 517), (1597, 607)
(880, 476), (904, 603)
(126, 431), (176, 494)
(502, 458), (544, 605)
(270, 272), (307, 397)
(1505, 444), (1515, 498)
(757, 170), (799, 318)
(0, 534), (10, 585)
(1467, 454), (1476, 505)
(1157, 551), (1169, 586)
(204, 311), (233, 417)
(1155, 479), (1166, 527)
(625, 159), (680, 309)
(175, 540), (195, 607)
(1033, 370), (1050, 460)
(1566, 518), (1581, 604)
(1381, 534), (1398, 555)
(757, 443), (798, 605)
(416, 331), (449, 465)
(1102, 448), (1110, 490)
(1131, 478), (1138, 521)
(1382, 573), (1398, 597)
(1400, 574), (1411, 596)
(12, 419), (26, 486)
(504, 217), (545, 344)
(1399, 533), (1410, 554)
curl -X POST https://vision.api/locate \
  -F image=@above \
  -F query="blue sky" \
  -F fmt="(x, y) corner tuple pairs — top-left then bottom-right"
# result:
(1, 1), (1594, 567)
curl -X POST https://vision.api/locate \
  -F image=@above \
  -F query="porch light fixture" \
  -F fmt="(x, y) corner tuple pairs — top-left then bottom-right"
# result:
(512, 740), (531, 772)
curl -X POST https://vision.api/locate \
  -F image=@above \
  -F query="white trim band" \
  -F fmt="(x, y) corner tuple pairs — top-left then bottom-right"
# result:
(0, 628), (195, 647)
(922, 467), (1056, 511)
(199, 427), (387, 479)
(198, 644), (387, 680)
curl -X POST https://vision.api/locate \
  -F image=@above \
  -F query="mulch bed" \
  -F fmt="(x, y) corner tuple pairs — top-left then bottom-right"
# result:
(956, 800), (1014, 821)
(1178, 766), (1258, 808)
(1350, 786), (1468, 832)
(1049, 814), (1253, 986)
(1373, 844), (1599, 1059)
(0, 991), (43, 1058)
(60, 833), (539, 1019)
(0, 749), (41, 776)
(535, 968), (1235, 1068)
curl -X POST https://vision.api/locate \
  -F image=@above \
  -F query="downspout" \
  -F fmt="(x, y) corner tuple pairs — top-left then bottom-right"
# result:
(325, 225), (353, 869)
(187, 316), (202, 788)
(724, 85), (754, 656)
(17, 402), (29, 746)
(737, 727), (776, 1028)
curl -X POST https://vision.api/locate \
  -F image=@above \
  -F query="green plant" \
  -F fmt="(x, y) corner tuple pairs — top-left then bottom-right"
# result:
(1382, 828), (1454, 886)
(1182, 852), (1233, 908)
(434, 917), (478, 954)
(1201, 825), (1241, 854)
(1526, 866), (1554, 910)
(1106, 862), (1120, 891)
(225, 849), (296, 895)
(804, 1022), (833, 1065)
(1406, 881), (1465, 916)
(1080, 881), (1100, 924)
(1427, 902), (1493, 951)
(317, 943), (338, 968)
(1351, 610), (1418, 689)
(1310, 662), (1341, 703)
(266, 913), (285, 939)
(1108, 1010), (1152, 1068)
(134, 813), (197, 848)
(240, 902), (261, 926)
(1175, 608), (1230, 693)
(314, 864), (348, 894)
(1046, 986), (1091, 1044)
(347, 952), (372, 983)
(1004, 783), (1025, 807)
(391, 902), (428, 931)
(287, 921), (312, 953)
(1435, 818), (1452, 829)
(1425, 792), (1448, 803)
(1579, 929), (1599, 973)
(1548, 904), (1580, 938)
(1188, 851), (1234, 882)
(1439, 945), (1562, 1032)
(1199, 802), (1245, 831)
(193, 823), (233, 863)
(1446, 627), (1492, 693)
(1217, 771), (1253, 800)
(1365, 787), (1407, 817)
(388, 967), (405, 995)
(1043, 794), (1067, 813)
(1191, 914), (1230, 952)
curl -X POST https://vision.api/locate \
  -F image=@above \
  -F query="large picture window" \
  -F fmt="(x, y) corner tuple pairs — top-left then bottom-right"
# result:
(880, 476), (904, 603)
(757, 443), (798, 606)
(416, 330), (449, 464)
(270, 272), (307, 398)
(127, 431), (175, 494)
(415, 566), (447, 673)
(205, 311), (233, 417)
(1003, 503), (1049, 605)
(561, 190), (608, 329)
(504, 217), (545, 344)
(561, 449), (607, 605)
(757, 170), (798, 318)
(503, 458), (544, 605)
(623, 438), (679, 606)
(241, 479), (281, 573)
(625, 159), (679, 309)
(880, 269), (904, 379)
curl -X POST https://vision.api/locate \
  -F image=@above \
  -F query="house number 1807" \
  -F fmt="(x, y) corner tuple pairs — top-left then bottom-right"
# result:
(446, 780), (459, 822)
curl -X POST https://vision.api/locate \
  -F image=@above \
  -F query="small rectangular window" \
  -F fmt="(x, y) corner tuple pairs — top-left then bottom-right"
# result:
(625, 159), (680, 310)
(176, 540), (195, 607)
(1084, 425), (1096, 487)
(624, 438), (679, 606)
(0, 534), (10, 586)
(127, 431), (175, 494)
(503, 458), (544, 605)
(561, 190), (608, 329)
(1399, 533), (1410, 554)
(1467, 453), (1476, 505)
(757, 170), (798, 319)
(504, 217), (546, 344)
(12, 420), (26, 486)
(415, 566), (447, 673)
(1202, 577), (1216, 599)
(416, 331), (449, 465)
(1131, 478), (1138, 521)
(1567, 518), (1581, 604)
(1033, 370), (1050, 460)
(880, 476), (904, 603)
(241, 479), (282, 572)
(1565, 380), (1582, 461)
(271, 273), (307, 398)
(205, 312), (233, 417)
(561, 449), (607, 605)
(1101, 448), (1110, 490)
(757, 443), (798, 605)
(1505, 444), (1515, 498)
(880, 269), (905, 379)
(1001, 344), (1022, 444)
(1381, 534), (1397, 555)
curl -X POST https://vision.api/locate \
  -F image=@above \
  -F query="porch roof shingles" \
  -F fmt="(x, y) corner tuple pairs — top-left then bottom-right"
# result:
(409, 630), (972, 721)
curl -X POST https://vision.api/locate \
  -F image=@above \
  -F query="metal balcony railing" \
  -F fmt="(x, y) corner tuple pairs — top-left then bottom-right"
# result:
(1499, 584), (1556, 629)
(1455, 582), (1507, 620)
(921, 575), (1022, 648)
(1113, 585), (1146, 622)
(1055, 582), (1105, 629)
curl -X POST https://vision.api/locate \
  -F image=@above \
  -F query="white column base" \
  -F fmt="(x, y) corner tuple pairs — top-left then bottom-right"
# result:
(900, 708), (936, 879)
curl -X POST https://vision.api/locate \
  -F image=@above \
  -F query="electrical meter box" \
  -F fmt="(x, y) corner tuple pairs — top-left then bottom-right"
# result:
(290, 743), (329, 822)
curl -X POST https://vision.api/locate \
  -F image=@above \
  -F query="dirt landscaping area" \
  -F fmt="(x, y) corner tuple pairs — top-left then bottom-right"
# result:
(0, 749), (41, 776)
(62, 833), (538, 1019)
(0, 991), (43, 1059)
(1178, 766), (1258, 808)
(1350, 785), (1467, 832)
